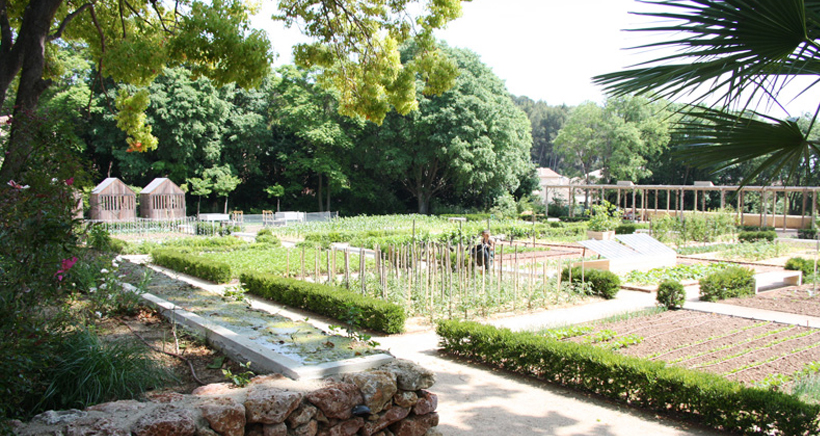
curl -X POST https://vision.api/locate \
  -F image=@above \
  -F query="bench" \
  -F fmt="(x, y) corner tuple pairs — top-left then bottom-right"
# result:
(754, 271), (802, 293)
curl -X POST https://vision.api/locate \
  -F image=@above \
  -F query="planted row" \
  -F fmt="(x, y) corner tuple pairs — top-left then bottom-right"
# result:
(241, 271), (406, 334)
(437, 320), (820, 436)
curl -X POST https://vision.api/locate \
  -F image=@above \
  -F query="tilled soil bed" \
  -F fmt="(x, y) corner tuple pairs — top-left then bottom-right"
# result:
(560, 310), (820, 385)
(721, 284), (820, 317)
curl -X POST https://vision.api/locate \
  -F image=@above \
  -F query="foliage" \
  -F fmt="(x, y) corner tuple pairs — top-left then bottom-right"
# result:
(561, 267), (620, 299)
(615, 223), (647, 235)
(699, 266), (755, 302)
(356, 45), (534, 214)
(799, 228), (819, 240)
(151, 249), (233, 284)
(223, 361), (254, 388)
(512, 96), (570, 170)
(255, 229), (281, 246)
(36, 328), (174, 411)
(585, 200), (622, 232)
(553, 96), (671, 183)
(786, 257), (817, 277)
(491, 192), (518, 219)
(623, 262), (731, 286)
(738, 230), (777, 243)
(651, 210), (738, 244)
(241, 271), (406, 334)
(656, 280), (686, 310)
(593, 0), (820, 185)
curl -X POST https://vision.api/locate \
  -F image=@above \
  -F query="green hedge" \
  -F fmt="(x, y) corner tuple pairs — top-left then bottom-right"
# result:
(241, 271), (406, 334)
(656, 280), (685, 309)
(738, 230), (777, 243)
(561, 267), (620, 299)
(699, 266), (755, 302)
(151, 249), (232, 284)
(798, 228), (818, 240)
(786, 257), (816, 277)
(437, 320), (820, 435)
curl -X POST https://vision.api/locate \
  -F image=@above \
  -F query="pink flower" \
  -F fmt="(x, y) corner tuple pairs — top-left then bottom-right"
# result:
(7, 180), (28, 190)
(65, 177), (74, 186)
(55, 256), (78, 281)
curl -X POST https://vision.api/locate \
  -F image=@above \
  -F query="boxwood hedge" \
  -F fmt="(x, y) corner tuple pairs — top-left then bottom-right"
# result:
(437, 320), (820, 435)
(241, 271), (405, 334)
(151, 249), (232, 284)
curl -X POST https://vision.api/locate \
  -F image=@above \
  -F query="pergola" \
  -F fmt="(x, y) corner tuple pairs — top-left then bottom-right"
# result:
(545, 181), (820, 230)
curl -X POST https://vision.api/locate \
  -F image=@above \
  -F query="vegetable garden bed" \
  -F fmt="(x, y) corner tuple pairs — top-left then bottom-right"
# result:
(543, 309), (820, 387)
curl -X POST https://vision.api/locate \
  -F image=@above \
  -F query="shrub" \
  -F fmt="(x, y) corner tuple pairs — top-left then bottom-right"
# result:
(699, 266), (755, 302)
(255, 229), (281, 246)
(656, 280), (686, 309)
(436, 320), (820, 436)
(738, 230), (776, 243)
(561, 267), (620, 299)
(798, 228), (818, 240)
(615, 223), (649, 234)
(151, 249), (232, 283)
(786, 257), (816, 277)
(241, 271), (405, 334)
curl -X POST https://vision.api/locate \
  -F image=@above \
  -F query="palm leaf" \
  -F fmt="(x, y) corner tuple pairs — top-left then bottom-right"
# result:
(593, 0), (820, 107)
(673, 106), (819, 183)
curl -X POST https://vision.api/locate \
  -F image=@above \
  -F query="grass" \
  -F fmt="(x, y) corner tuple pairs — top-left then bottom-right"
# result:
(37, 327), (175, 411)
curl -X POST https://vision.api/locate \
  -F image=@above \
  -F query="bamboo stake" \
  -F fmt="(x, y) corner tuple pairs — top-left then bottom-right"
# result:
(301, 246), (306, 279)
(344, 248), (350, 287)
(314, 248), (319, 282)
(326, 248), (331, 284)
(360, 247), (366, 295)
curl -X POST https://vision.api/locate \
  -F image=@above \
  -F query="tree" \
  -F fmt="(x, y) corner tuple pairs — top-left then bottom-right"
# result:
(593, 0), (820, 184)
(553, 96), (671, 185)
(513, 96), (570, 170)
(186, 176), (212, 216)
(203, 165), (240, 214)
(0, 0), (273, 182)
(1, 0), (463, 183)
(357, 44), (533, 214)
(264, 184), (285, 212)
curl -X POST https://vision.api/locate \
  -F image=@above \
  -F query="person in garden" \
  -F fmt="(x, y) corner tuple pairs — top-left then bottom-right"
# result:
(473, 229), (495, 270)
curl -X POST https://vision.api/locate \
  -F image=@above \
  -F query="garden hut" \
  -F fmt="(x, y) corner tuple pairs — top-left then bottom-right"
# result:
(89, 178), (136, 221)
(140, 178), (186, 219)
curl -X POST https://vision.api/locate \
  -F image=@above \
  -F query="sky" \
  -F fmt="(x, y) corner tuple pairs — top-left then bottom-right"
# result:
(251, 0), (819, 116)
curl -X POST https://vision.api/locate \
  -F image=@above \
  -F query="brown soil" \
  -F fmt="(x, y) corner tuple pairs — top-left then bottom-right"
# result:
(721, 284), (820, 317)
(564, 310), (820, 385)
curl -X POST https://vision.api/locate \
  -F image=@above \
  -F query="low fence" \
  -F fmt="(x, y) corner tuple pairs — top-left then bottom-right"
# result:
(85, 217), (198, 235)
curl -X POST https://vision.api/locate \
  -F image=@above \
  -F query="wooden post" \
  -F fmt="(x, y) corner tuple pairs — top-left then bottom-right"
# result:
(740, 190), (745, 225)
(345, 248), (350, 287)
(286, 248), (290, 277)
(720, 189), (726, 210)
(802, 189), (808, 229)
(314, 248), (319, 283)
(301, 246), (306, 279)
(326, 248), (331, 284)
(783, 189), (788, 231)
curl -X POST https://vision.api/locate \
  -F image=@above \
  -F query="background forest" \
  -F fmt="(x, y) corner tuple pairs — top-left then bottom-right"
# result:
(4, 40), (819, 217)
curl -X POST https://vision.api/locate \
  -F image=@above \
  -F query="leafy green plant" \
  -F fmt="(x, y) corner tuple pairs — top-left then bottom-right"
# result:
(699, 266), (755, 302)
(223, 361), (254, 387)
(623, 262), (730, 286)
(786, 257), (817, 277)
(586, 200), (622, 232)
(656, 280), (686, 309)
(561, 267), (621, 299)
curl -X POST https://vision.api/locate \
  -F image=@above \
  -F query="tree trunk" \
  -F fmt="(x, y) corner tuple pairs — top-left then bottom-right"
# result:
(223, 196), (228, 214)
(0, 0), (64, 183)
(417, 193), (430, 215)
(326, 181), (330, 212)
(197, 197), (201, 216)
(317, 173), (323, 212)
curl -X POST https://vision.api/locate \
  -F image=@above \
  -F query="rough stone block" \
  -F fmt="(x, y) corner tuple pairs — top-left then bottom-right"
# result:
(132, 405), (196, 436)
(305, 384), (363, 420)
(199, 397), (246, 436)
(245, 388), (303, 424)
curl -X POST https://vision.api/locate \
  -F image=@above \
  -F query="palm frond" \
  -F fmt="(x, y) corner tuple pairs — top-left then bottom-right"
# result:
(594, 0), (820, 106)
(673, 107), (818, 183)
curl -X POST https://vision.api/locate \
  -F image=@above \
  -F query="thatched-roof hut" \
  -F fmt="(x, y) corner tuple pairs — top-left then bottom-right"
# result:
(140, 178), (186, 219)
(89, 178), (136, 221)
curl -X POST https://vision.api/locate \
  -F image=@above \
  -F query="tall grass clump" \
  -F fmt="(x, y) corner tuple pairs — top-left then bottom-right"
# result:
(36, 328), (175, 411)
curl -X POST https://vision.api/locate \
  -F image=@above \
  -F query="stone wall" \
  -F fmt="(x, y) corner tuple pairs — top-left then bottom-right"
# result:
(13, 360), (440, 436)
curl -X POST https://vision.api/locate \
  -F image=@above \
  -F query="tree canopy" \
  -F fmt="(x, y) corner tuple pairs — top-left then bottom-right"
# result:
(0, 0), (464, 182)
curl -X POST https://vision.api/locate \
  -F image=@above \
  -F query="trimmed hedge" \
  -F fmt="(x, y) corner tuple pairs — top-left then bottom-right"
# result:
(786, 257), (816, 277)
(437, 320), (820, 436)
(561, 267), (620, 299)
(699, 266), (755, 302)
(798, 228), (818, 240)
(656, 280), (685, 309)
(738, 230), (777, 243)
(241, 271), (406, 334)
(151, 249), (232, 284)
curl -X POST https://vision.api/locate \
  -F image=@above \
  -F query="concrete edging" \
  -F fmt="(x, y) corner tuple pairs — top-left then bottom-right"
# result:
(138, 292), (394, 380)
